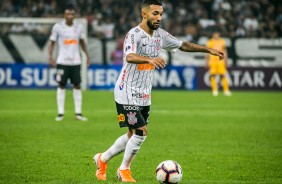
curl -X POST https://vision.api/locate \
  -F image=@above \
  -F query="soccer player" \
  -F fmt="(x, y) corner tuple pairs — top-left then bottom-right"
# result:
(206, 31), (231, 96)
(48, 5), (90, 121)
(93, 0), (225, 182)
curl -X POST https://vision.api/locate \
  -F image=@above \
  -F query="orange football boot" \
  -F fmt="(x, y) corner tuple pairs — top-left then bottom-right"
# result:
(117, 168), (136, 182)
(93, 153), (107, 180)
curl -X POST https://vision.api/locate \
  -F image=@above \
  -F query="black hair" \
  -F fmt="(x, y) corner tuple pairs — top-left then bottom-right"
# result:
(141, 0), (162, 7)
(65, 4), (75, 11)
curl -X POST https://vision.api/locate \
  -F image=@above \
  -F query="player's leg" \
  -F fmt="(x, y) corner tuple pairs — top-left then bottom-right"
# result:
(209, 62), (218, 96)
(94, 129), (132, 181)
(55, 65), (68, 121)
(71, 65), (87, 121)
(101, 130), (132, 162)
(219, 64), (231, 96)
(220, 74), (231, 96)
(117, 126), (147, 182)
(117, 105), (150, 182)
(93, 103), (134, 181)
(210, 74), (218, 96)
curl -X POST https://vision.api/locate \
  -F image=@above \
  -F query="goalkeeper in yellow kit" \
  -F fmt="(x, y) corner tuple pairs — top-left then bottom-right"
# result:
(206, 32), (231, 96)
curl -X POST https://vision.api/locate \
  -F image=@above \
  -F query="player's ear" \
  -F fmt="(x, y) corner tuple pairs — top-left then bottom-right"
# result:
(141, 10), (147, 19)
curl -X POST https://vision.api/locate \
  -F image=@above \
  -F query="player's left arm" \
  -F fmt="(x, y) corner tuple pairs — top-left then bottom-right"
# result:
(223, 48), (228, 67)
(79, 39), (90, 67)
(222, 39), (228, 67)
(179, 42), (225, 61)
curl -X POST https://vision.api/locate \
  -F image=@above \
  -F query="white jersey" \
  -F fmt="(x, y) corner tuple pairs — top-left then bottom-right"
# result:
(50, 21), (85, 65)
(114, 26), (182, 106)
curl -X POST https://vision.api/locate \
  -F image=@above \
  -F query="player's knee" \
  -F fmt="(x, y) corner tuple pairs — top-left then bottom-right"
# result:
(58, 84), (66, 89)
(127, 129), (134, 138)
(135, 126), (147, 136)
(73, 84), (80, 89)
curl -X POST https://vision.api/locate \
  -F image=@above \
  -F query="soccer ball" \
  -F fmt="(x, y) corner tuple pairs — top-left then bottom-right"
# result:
(156, 160), (183, 184)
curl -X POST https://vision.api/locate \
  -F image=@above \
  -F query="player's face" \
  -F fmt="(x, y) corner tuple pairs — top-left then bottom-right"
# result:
(64, 9), (75, 23)
(213, 32), (220, 39)
(145, 5), (163, 30)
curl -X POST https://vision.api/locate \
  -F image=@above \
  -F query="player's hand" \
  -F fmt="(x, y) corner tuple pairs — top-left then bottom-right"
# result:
(49, 58), (56, 68)
(209, 49), (225, 61)
(86, 57), (90, 67)
(148, 57), (166, 69)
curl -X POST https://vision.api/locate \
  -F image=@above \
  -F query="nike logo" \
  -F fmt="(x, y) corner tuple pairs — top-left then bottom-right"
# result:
(142, 44), (148, 46)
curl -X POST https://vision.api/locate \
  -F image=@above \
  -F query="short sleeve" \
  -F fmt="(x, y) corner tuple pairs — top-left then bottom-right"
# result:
(123, 32), (137, 56)
(79, 23), (85, 40)
(161, 30), (182, 53)
(50, 24), (58, 41)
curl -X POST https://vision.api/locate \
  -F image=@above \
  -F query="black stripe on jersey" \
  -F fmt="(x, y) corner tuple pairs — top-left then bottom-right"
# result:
(144, 70), (154, 106)
(143, 70), (151, 106)
(130, 64), (137, 106)
(138, 68), (146, 106)
(134, 67), (141, 105)
(125, 64), (133, 104)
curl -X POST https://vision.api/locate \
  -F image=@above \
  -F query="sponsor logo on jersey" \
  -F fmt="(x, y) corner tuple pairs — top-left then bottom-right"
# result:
(137, 63), (155, 71)
(131, 34), (134, 44)
(123, 105), (140, 111)
(119, 69), (126, 90)
(127, 112), (137, 125)
(132, 93), (151, 99)
(119, 82), (124, 90)
(64, 39), (78, 45)
(125, 46), (131, 52)
(117, 114), (125, 122)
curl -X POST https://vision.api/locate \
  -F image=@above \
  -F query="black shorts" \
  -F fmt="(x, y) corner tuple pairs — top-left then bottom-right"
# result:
(56, 64), (81, 86)
(116, 102), (150, 129)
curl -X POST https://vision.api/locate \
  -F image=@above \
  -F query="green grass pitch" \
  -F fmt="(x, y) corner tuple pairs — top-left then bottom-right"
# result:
(0, 90), (281, 184)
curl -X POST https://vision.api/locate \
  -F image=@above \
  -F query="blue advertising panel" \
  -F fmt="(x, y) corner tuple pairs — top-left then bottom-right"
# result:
(153, 65), (197, 90)
(0, 64), (197, 90)
(0, 64), (57, 89)
(88, 65), (122, 90)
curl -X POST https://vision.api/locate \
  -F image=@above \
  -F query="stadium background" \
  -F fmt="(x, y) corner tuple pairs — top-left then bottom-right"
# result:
(0, 0), (282, 90)
(0, 0), (282, 184)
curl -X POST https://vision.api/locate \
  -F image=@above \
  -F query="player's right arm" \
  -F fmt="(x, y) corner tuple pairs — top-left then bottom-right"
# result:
(48, 40), (56, 67)
(124, 30), (166, 69)
(126, 54), (166, 69)
(48, 24), (58, 68)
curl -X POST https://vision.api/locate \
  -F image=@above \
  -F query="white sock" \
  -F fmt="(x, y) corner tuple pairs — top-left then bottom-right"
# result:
(101, 133), (130, 163)
(119, 134), (147, 170)
(57, 87), (65, 115)
(73, 88), (82, 114)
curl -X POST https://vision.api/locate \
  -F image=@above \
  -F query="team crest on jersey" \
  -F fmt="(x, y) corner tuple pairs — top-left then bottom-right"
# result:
(127, 112), (137, 125)
(118, 114), (125, 122)
(154, 39), (161, 50)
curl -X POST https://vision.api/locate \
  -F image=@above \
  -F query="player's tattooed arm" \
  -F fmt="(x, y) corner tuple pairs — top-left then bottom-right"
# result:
(179, 41), (225, 60)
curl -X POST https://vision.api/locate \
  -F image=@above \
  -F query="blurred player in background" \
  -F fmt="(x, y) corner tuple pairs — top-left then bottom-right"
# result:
(48, 5), (90, 121)
(111, 38), (123, 65)
(206, 31), (231, 96)
(93, 0), (225, 182)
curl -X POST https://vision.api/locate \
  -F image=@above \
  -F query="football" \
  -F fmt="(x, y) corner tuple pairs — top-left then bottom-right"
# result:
(156, 160), (183, 184)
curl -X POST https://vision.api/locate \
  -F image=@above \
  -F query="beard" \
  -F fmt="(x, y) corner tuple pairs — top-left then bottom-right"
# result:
(147, 20), (160, 30)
